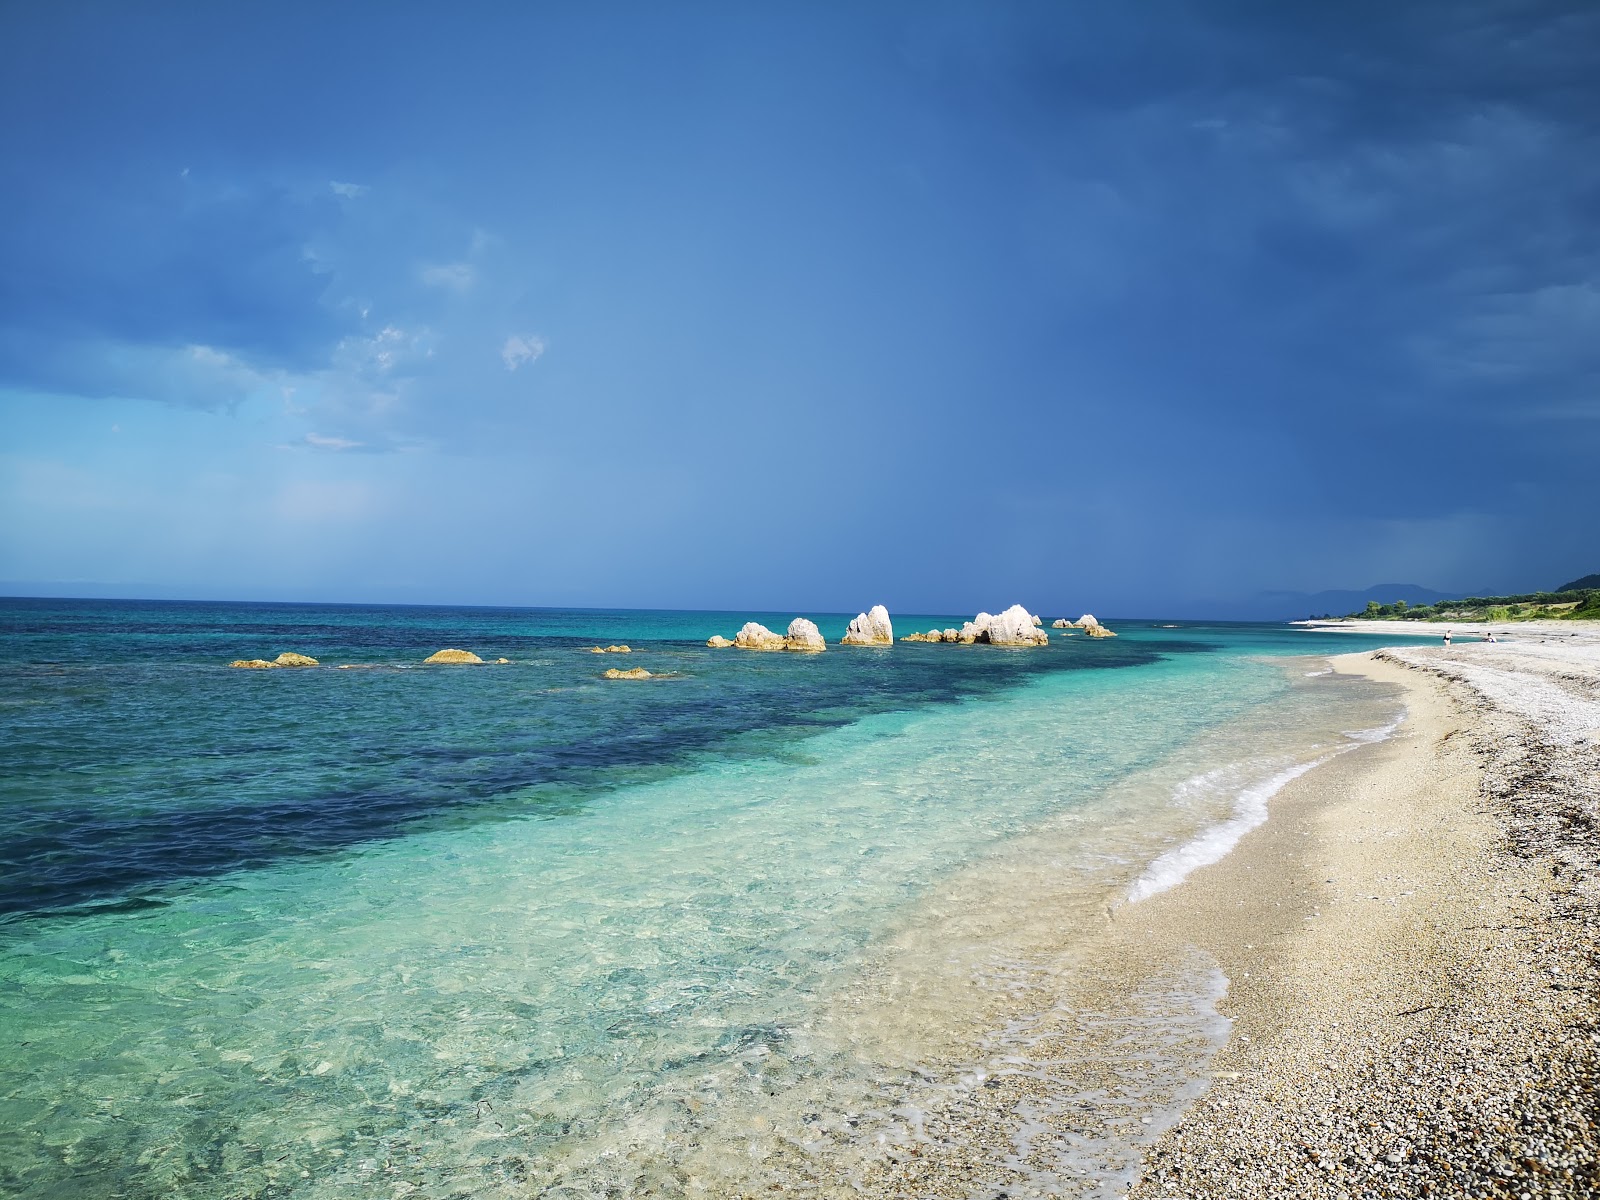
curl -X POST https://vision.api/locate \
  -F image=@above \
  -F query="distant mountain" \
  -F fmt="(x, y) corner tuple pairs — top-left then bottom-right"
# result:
(1556, 573), (1600, 592)
(1236, 583), (1469, 621)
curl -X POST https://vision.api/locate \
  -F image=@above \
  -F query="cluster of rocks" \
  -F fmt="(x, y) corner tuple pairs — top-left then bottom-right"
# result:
(587, 645), (632, 654)
(229, 652), (319, 669)
(232, 648), (522, 669)
(1048, 613), (1117, 638)
(707, 619), (828, 652)
(904, 604), (1050, 646)
(602, 667), (652, 680)
(709, 604), (1113, 651)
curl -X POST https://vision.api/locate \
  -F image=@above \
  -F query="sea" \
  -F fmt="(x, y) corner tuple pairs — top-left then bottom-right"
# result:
(0, 599), (1419, 1199)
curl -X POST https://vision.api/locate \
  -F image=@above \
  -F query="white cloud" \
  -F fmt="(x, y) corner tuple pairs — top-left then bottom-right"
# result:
(332, 325), (431, 378)
(501, 334), (546, 371)
(420, 262), (474, 291)
(329, 181), (369, 199)
(300, 433), (365, 452)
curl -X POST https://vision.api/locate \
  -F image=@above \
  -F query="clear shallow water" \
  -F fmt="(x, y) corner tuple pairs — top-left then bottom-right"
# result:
(0, 600), (1416, 1197)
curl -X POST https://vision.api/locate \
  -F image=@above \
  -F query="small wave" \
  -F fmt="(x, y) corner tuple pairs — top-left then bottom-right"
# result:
(1304, 667), (1333, 677)
(1127, 758), (1329, 904)
(1126, 705), (1407, 905)
(1343, 708), (1407, 743)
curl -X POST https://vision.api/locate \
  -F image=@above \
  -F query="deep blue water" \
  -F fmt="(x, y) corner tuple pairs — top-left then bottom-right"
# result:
(1, 599), (1210, 920)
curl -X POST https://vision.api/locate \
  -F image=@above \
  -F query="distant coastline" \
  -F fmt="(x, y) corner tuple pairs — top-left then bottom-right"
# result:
(1302, 585), (1600, 625)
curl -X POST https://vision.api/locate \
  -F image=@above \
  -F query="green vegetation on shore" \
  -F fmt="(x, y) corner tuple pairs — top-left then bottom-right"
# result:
(1347, 586), (1600, 622)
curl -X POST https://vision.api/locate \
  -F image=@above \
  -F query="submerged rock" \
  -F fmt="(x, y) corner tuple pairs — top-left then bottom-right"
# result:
(840, 605), (894, 646)
(424, 648), (485, 664)
(734, 622), (787, 651)
(230, 652), (319, 668)
(785, 618), (826, 652)
(706, 635), (735, 648)
(603, 667), (652, 680)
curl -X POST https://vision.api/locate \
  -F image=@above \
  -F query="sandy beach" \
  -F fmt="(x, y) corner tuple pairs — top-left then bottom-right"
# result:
(1121, 627), (1600, 1198)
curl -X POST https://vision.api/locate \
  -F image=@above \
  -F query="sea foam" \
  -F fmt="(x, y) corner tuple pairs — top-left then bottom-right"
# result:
(1126, 709), (1406, 904)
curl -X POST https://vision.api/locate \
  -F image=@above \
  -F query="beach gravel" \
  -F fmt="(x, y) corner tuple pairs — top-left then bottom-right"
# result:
(1128, 635), (1600, 1200)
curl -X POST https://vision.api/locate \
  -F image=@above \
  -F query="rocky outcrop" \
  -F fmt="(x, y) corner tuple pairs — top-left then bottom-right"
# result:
(424, 648), (485, 664)
(785, 618), (826, 652)
(706, 635), (735, 648)
(987, 604), (1049, 645)
(734, 622), (787, 651)
(1075, 614), (1101, 629)
(1085, 624), (1118, 638)
(1032, 614), (1043, 626)
(587, 645), (632, 654)
(729, 620), (826, 651)
(496, 658), (511, 664)
(229, 652), (319, 669)
(841, 605), (894, 646)
(955, 605), (1050, 646)
(1052, 618), (1071, 629)
(603, 667), (652, 680)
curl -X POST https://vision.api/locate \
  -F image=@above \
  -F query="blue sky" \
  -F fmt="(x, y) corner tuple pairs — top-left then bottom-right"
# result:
(1, 1), (1596, 615)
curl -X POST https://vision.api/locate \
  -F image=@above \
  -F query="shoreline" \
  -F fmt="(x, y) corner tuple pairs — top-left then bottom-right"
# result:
(1294, 616), (1599, 639)
(1122, 637), (1600, 1197)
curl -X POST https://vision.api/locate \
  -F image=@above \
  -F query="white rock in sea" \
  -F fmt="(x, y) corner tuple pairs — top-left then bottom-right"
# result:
(1032, 614), (1043, 626)
(1052, 618), (1071, 629)
(1075, 614), (1100, 629)
(841, 604), (894, 646)
(943, 628), (959, 642)
(955, 606), (1049, 646)
(1085, 624), (1118, 638)
(734, 622), (787, 650)
(986, 604), (1049, 645)
(785, 618), (826, 652)
(706, 635), (735, 648)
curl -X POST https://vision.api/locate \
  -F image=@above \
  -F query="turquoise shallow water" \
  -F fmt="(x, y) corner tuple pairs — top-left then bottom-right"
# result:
(0, 600), (1420, 1197)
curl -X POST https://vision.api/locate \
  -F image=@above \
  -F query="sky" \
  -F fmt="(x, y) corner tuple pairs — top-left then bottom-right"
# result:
(1, 1), (1596, 617)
